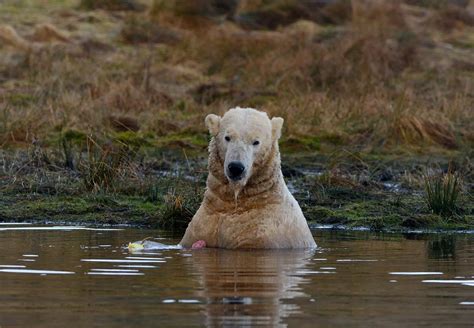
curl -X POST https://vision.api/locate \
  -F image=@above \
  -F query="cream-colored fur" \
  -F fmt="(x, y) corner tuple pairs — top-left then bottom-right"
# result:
(180, 107), (316, 249)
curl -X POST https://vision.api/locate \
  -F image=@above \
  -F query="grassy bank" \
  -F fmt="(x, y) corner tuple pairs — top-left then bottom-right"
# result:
(1, 146), (472, 231)
(0, 0), (473, 230)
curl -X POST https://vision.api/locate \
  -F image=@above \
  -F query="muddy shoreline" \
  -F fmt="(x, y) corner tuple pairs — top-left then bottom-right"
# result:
(1, 148), (472, 232)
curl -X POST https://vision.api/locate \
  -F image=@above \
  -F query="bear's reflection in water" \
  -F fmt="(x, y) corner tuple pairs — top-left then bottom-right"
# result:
(187, 248), (315, 327)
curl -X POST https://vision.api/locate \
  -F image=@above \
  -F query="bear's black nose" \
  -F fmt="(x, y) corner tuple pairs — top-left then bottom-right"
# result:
(228, 161), (245, 180)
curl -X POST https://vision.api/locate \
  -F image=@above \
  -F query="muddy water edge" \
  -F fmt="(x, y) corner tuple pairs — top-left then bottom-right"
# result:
(1, 150), (472, 231)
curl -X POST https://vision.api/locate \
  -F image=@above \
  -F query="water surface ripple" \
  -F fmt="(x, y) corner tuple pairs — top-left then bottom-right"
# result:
(0, 224), (473, 327)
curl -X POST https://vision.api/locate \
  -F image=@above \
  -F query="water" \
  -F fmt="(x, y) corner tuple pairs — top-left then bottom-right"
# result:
(0, 224), (473, 327)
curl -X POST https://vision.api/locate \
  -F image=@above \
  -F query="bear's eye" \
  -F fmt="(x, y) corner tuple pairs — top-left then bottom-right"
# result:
(225, 136), (231, 142)
(253, 140), (260, 146)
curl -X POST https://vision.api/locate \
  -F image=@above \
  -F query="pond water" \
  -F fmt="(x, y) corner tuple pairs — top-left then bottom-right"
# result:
(0, 224), (473, 327)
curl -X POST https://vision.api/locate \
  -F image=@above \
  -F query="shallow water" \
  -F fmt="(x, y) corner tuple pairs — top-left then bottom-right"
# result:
(0, 224), (473, 327)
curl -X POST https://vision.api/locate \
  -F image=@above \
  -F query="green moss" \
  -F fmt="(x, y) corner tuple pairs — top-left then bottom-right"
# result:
(114, 131), (150, 148)
(305, 206), (343, 224)
(319, 132), (346, 146)
(0, 194), (161, 225)
(63, 129), (87, 143)
(157, 132), (209, 149)
(305, 188), (473, 231)
(281, 136), (321, 152)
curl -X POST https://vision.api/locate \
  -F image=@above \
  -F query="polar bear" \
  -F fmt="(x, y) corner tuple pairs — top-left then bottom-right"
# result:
(179, 107), (316, 249)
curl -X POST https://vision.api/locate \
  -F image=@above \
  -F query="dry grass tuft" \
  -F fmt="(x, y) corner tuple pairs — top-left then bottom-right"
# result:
(79, 137), (126, 192)
(0, 25), (32, 51)
(30, 24), (71, 43)
(391, 116), (458, 149)
(424, 172), (461, 217)
(157, 172), (205, 230)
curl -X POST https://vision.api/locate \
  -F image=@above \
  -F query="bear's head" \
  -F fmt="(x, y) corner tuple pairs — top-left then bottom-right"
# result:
(205, 107), (283, 190)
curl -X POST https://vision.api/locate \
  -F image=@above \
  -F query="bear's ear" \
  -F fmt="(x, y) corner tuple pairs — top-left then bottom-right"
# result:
(271, 117), (284, 140)
(205, 114), (221, 136)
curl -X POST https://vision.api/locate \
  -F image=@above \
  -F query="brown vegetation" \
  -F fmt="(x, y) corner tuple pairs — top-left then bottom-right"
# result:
(0, 0), (472, 154)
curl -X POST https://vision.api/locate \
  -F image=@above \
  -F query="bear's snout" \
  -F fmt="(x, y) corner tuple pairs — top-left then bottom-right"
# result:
(227, 161), (245, 181)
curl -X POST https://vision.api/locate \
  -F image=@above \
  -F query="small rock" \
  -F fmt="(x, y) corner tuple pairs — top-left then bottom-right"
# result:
(379, 170), (393, 182)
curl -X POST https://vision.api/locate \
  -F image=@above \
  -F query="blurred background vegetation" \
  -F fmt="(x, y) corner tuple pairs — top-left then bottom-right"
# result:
(0, 0), (472, 153)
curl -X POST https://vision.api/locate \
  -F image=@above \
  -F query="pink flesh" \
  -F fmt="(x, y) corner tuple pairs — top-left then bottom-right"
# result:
(191, 240), (206, 249)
